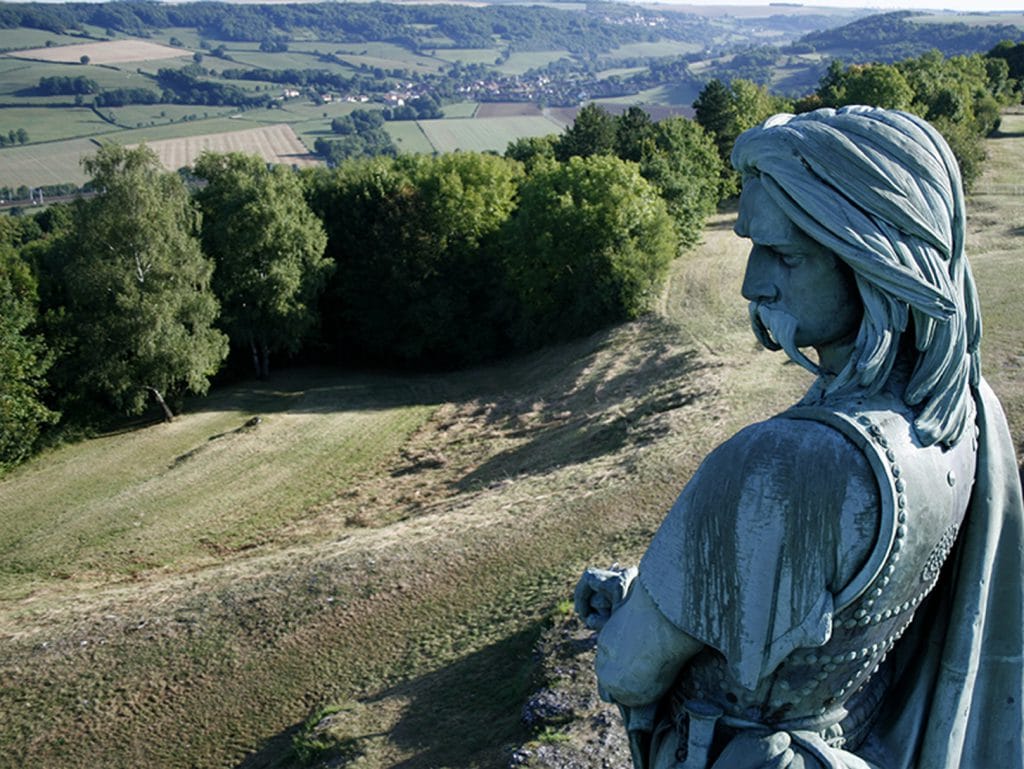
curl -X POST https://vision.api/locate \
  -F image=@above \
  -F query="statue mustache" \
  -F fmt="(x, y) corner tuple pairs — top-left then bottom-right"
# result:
(749, 303), (820, 376)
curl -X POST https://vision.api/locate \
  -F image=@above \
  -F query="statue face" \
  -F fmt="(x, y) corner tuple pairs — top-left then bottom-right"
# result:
(735, 179), (862, 368)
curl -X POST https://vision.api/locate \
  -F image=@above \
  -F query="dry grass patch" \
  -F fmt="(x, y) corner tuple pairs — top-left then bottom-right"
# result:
(130, 123), (320, 171)
(8, 39), (189, 65)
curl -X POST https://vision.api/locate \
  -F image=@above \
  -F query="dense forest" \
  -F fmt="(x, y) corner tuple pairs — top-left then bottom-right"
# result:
(0, 1), (714, 53)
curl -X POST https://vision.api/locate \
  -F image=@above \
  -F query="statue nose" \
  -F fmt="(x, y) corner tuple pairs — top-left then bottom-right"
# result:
(741, 246), (777, 303)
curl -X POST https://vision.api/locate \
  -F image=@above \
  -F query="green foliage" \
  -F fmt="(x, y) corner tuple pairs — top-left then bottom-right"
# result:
(41, 144), (227, 421)
(501, 155), (676, 350)
(306, 152), (522, 367)
(193, 152), (331, 379)
(842, 64), (914, 110)
(505, 134), (557, 171)
(315, 109), (395, 162)
(987, 39), (1024, 93)
(554, 103), (616, 161)
(694, 78), (791, 197)
(796, 11), (1024, 64)
(37, 75), (98, 96)
(807, 50), (1013, 188)
(0, 244), (57, 470)
(636, 116), (723, 249)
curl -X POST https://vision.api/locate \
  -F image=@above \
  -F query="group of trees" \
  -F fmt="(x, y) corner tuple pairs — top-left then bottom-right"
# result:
(693, 45), (1016, 191)
(316, 108), (396, 162)
(37, 75), (99, 96)
(1, 104), (724, 470)
(0, 128), (29, 147)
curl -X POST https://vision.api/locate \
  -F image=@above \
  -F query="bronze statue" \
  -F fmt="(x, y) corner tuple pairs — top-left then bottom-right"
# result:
(576, 107), (1024, 769)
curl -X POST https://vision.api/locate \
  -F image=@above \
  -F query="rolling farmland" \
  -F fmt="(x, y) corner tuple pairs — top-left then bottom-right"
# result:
(417, 114), (563, 153)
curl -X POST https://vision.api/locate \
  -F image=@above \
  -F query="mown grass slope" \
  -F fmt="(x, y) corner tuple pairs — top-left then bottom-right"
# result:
(1, 119), (1022, 769)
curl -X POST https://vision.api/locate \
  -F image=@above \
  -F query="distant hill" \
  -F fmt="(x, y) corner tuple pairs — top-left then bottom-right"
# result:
(793, 11), (1024, 63)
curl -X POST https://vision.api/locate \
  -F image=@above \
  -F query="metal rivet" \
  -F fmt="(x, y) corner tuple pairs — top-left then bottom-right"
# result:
(891, 465), (902, 478)
(895, 479), (906, 493)
(947, 471), (956, 487)
(898, 494), (907, 509)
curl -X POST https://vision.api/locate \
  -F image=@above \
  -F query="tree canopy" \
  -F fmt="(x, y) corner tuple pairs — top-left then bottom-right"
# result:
(501, 155), (676, 349)
(0, 243), (56, 468)
(42, 144), (227, 421)
(306, 152), (522, 366)
(193, 151), (332, 379)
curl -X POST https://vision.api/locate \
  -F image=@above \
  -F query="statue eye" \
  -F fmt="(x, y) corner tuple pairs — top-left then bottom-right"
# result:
(777, 250), (805, 267)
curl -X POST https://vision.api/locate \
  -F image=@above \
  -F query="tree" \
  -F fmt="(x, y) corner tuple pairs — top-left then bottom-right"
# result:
(43, 144), (227, 422)
(79, 54), (89, 65)
(637, 117), (724, 249)
(693, 79), (734, 158)
(193, 152), (331, 379)
(305, 152), (522, 366)
(695, 78), (789, 197)
(505, 134), (557, 170)
(554, 103), (617, 161)
(842, 64), (914, 110)
(0, 245), (57, 469)
(614, 105), (655, 163)
(501, 155), (676, 349)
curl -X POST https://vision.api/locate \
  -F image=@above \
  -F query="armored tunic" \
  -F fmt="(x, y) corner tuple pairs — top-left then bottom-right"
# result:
(637, 388), (977, 763)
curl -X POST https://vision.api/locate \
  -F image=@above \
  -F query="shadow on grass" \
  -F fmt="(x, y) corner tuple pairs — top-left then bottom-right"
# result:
(183, 366), (457, 418)
(455, 340), (712, 492)
(237, 624), (543, 769)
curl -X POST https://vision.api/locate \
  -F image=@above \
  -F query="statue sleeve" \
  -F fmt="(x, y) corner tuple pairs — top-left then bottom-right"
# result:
(638, 418), (875, 690)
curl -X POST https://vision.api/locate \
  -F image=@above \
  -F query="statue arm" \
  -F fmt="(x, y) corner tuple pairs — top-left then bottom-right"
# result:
(595, 579), (703, 707)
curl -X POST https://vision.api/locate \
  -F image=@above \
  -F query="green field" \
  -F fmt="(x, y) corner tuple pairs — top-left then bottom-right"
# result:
(0, 137), (99, 187)
(385, 119), (435, 154)
(223, 49), (354, 73)
(597, 81), (702, 106)
(604, 41), (702, 59)
(494, 49), (574, 75)
(0, 58), (156, 98)
(430, 47), (503, 65)
(0, 370), (436, 598)
(0, 106), (113, 143)
(158, 27), (205, 49)
(333, 41), (446, 74)
(107, 103), (237, 129)
(441, 100), (479, 118)
(0, 29), (94, 52)
(417, 114), (561, 152)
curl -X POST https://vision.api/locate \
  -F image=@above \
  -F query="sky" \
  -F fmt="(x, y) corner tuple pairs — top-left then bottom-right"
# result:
(664, 0), (1024, 11)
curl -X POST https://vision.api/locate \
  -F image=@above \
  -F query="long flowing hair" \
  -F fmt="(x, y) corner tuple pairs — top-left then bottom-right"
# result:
(732, 106), (981, 447)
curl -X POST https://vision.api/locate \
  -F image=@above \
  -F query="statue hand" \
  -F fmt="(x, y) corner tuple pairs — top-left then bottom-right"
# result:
(573, 564), (637, 630)
(711, 732), (794, 769)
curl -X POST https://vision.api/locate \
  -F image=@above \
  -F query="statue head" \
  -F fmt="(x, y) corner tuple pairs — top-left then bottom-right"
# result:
(731, 106), (981, 447)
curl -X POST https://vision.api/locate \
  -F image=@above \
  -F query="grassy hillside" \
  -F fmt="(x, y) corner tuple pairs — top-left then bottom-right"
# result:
(1, 119), (1022, 769)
